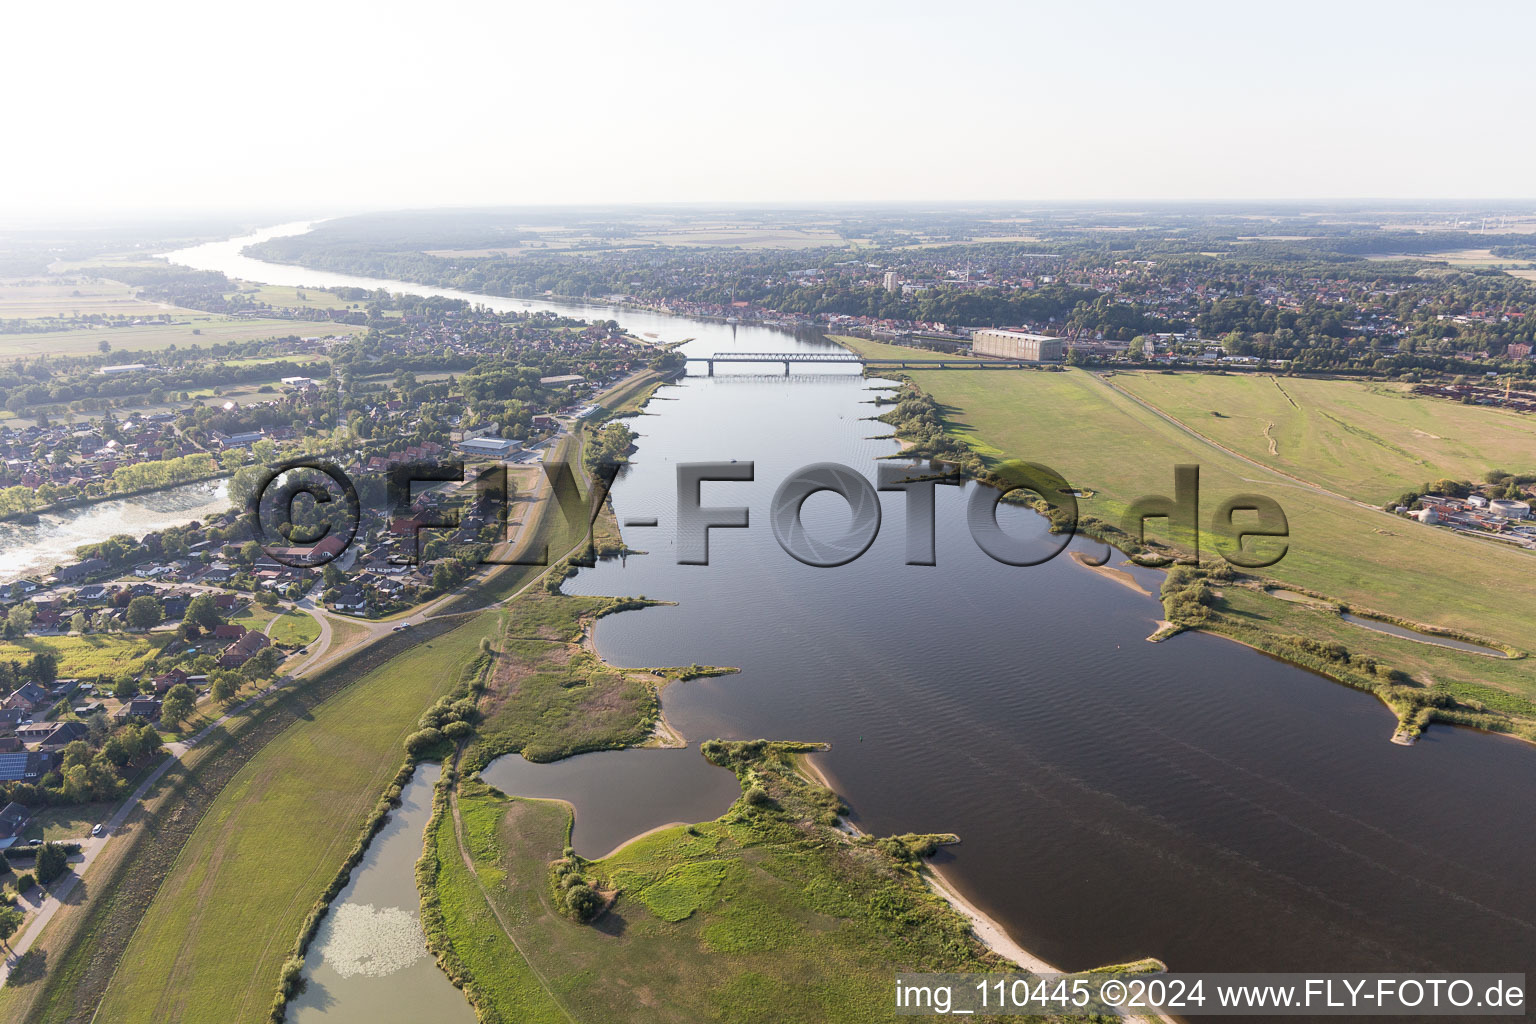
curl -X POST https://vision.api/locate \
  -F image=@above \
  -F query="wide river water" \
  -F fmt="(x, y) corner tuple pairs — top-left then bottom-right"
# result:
(171, 229), (1536, 998)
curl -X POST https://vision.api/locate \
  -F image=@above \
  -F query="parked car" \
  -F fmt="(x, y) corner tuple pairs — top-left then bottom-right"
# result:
(91, 823), (104, 837)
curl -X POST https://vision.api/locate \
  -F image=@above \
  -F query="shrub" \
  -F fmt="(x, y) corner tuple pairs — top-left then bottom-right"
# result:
(404, 727), (445, 755)
(14, 872), (35, 892)
(34, 842), (69, 885)
(743, 785), (772, 808)
(565, 883), (602, 922)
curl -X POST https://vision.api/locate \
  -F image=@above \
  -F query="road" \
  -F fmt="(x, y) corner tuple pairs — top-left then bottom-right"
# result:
(0, 400), (600, 981)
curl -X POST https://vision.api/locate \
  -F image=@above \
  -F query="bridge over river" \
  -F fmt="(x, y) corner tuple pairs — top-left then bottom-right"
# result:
(687, 352), (1037, 375)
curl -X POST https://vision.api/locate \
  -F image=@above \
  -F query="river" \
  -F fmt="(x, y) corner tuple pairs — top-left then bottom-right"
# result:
(0, 479), (228, 585)
(171, 229), (1536, 997)
(286, 763), (474, 1024)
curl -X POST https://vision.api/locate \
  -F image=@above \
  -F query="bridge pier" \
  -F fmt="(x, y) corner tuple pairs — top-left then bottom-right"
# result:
(784, 360), (790, 376)
(707, 360), (714, 377)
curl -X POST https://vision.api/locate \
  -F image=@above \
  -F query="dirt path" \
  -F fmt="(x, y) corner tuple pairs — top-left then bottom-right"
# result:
(448, 783), (577, 1024)
(0, 370), (635, 986)
(1094, 373), (1386, 512)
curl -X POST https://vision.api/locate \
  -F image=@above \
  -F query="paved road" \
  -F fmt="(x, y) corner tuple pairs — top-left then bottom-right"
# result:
(0, 378), (609, 981)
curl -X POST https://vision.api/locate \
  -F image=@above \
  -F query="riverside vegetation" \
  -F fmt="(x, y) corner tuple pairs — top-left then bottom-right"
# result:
(838, 335), (1536, 743)
(421, 739), (1068, 1024)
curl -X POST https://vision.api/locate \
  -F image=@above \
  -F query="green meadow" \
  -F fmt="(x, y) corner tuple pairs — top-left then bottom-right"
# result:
(835, 338), (1536, 704)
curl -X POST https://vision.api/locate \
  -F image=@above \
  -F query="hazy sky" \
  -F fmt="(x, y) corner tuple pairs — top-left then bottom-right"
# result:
(4, 0), (1532, 218)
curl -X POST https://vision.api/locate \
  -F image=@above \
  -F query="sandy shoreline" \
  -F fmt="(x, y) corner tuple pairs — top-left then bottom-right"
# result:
(794, 752), (1059, 973)
(1069, 550), (1154, 597)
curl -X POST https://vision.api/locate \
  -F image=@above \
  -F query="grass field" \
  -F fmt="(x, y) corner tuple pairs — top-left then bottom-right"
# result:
(0, 280), (171, 320)
(466, 590), (661, 768)
(228, 606), (276, 632)
(1210, 585), (1536, 727)
(0, 315), (360, 359)
(432, 741), (1029, 1024)
(18, 801), (119, 843)
(0, 633), (165, 679)
(592, 368), (671, 421)
(1107, 371), (1536, 504)
(90, 611), (500, 1024)
(267, 609), (321, 647)
(834, 340), (1536, 702)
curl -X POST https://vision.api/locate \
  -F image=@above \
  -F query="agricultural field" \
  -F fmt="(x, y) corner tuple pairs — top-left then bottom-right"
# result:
(1108, 371), (1536, 504)
(226, 282), (370, 311)
(91, 611), (499, 1024)
(1365, 246), (1536, 282)
(0, 279), (170, 319)
(430, 741), (1025, 1024)
(0, 633), (166, 679)
(0, 314), (359, 359)
(835, 344), (1536, 695)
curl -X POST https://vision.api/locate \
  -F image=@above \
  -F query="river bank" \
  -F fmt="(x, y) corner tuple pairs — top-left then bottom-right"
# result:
(0, 471), (228, 527)
(836, 334), (1536, 746)
(793, 751), (1063, 974)
(167, 224), (1536, 1001)
(0, 476), (231, 585)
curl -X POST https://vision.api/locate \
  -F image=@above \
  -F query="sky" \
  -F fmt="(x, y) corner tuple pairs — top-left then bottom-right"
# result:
(3, 0), (1533, 220)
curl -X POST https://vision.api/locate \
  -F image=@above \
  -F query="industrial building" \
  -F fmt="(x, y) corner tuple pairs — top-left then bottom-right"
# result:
(969, 329), (1064, 362)
(455, 436), (523, 457)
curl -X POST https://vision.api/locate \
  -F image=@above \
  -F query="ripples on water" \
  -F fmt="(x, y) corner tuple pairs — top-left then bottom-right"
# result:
(175, 231), (1536, 991)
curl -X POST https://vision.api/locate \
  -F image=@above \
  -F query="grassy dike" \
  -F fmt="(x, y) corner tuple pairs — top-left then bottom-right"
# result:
(834, 335), (1536, 741)
(0, 369), (644, 1023)
(0, 616), (474, 1024)
(87, 611), (499, 1024)
(425, 741), (1049, 1024)
(81, 409), (627, 1023)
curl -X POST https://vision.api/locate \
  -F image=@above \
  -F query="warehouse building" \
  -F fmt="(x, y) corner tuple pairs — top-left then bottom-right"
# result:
(970, 329), (1064, 362)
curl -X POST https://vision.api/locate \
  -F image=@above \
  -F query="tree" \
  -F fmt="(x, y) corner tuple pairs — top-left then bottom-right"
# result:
(70, 611), (87, 634)
(29, 650), (57, 685)
(60, 740), (92, 771)
(565, 883), (602, 922)
(125, 596), (163, 631)
(160, 683), (195, 726)
(240, 646), (282, 680)
(210, 673), (238, 704)
(183, 593), (221, 630)
(6, 603), (34, 636)
(0, 905), (23, 950)
(34, 842), (69, 885)
(112, 673), (139, 701)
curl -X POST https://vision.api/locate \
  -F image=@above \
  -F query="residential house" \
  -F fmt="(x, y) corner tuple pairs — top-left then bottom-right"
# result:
(0, 802), (28, 850)
(0, 751), (47, 783)
(151, 668), (189, 694)
(3, 682), (51, 714)
(219, 630), (271, 669)
(36, 720), (89, 752)
(113, 698), (162, 723)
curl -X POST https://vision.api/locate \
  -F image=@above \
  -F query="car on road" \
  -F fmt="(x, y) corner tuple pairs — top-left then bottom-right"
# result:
(91, 823), (104, 837)
(392, 623), (412, 632)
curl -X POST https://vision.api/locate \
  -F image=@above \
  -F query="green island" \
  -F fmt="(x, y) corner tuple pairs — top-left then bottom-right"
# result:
(423, 739), (1050, 1024)
(835, 335), (1536, 742)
